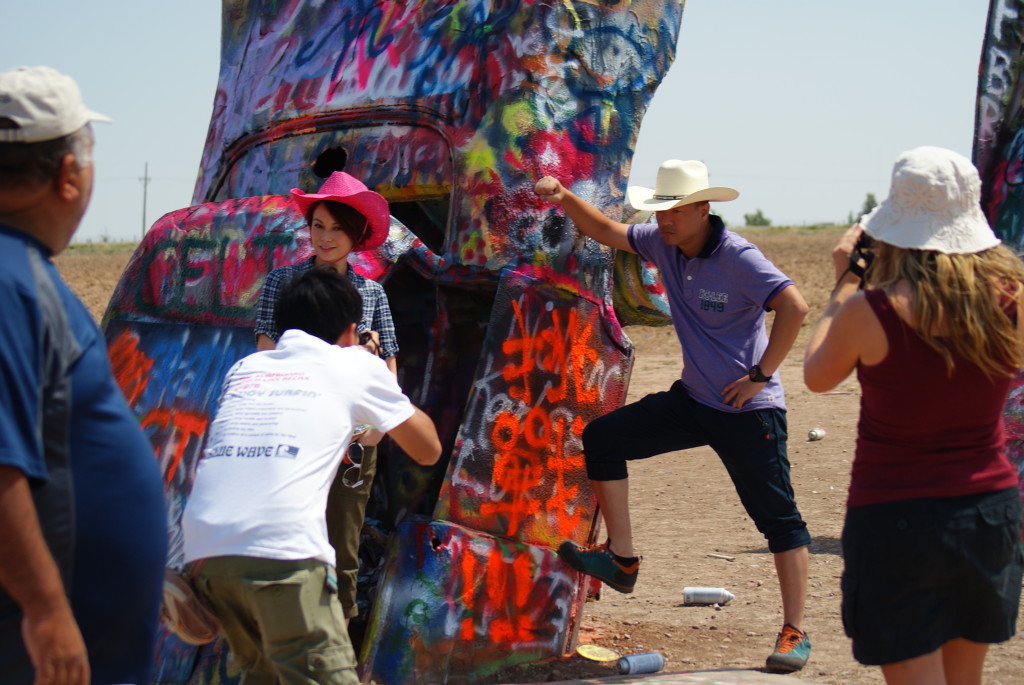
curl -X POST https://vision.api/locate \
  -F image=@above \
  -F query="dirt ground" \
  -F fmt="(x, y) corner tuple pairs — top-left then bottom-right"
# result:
(56, 230), (1024, 684)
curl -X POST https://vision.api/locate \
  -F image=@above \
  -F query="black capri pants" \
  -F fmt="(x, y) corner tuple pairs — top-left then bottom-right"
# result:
(582, 381), (810, 554)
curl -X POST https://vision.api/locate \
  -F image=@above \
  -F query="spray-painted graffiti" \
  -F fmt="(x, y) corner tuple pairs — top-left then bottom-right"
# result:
(105, 322), (253, 560)
(194, 0), (677, 319)
(355, 269), (630, 682)
(976, 0), (1024, 249)
(105, 2), (685, 683)
(436, 271), (628, 545)
(976, 0), (1024, 539)
(1001, 374), (1024, 543)
(104, 196), (308, 325)
(360, 521), (586, 683)
(104, 199), (314, 683)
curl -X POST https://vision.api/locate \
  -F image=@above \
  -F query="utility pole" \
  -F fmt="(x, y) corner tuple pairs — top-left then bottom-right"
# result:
(140, 162), (151, 239)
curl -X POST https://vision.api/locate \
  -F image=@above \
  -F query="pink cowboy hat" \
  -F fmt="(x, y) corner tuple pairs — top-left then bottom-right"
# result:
(290, 171), (391, 251)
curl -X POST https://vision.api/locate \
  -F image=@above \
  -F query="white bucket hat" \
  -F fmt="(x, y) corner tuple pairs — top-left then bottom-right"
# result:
(860, 146), (1000, 254)
(0, 66), (111, 143)
(626, 159), (739, 211)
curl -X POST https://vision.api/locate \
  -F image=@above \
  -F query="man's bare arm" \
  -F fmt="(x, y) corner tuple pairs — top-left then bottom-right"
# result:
(534, 176), (635, 253)
(255, 333), (275, 351)
(0, 465), (88, 685)
(721, 284), (809, 409)
(387, 408), (442, 465)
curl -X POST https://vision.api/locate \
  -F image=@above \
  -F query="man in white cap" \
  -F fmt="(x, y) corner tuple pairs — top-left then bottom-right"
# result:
(535, 160), (813, 672)
(0, 66), (167, 684)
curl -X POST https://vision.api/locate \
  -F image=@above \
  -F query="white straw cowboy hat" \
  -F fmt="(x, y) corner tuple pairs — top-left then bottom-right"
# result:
(860, 146), (1000, 254)
(626, 159), (739, 211)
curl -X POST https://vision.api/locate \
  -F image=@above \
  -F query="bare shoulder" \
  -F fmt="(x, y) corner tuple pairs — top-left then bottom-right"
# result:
(838, 290), (887, 366)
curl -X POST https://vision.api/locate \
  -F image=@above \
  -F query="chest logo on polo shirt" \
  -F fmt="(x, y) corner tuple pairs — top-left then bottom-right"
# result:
(699, 289), (728, 313)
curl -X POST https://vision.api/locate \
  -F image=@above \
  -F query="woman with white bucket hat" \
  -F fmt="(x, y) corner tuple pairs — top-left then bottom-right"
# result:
(536, 159), (813, 673)
(805, 146), (1024, 683)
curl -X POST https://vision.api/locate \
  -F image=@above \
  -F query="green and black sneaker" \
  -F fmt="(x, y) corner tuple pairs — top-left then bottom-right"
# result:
(557, 539), (640, 594)
(765, 623), (811, 673)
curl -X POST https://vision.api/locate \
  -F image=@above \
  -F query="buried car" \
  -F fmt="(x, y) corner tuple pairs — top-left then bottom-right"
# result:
(103, 2), (684, 683)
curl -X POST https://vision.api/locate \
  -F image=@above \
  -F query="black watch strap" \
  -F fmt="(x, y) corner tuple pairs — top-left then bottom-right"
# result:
(748, 364), (771, 383)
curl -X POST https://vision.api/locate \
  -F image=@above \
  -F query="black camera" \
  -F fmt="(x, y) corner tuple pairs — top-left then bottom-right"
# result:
(854, 232), (875, 254)
(848, 231), (876, 287)
(359, 331), (385, 358)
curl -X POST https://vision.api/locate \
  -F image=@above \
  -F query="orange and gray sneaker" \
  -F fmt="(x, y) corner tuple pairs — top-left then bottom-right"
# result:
(766, 623), (811, 672)
(556, 539), (640, 593)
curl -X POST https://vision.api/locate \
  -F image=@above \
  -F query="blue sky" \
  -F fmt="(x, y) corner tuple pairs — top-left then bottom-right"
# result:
(4, 1), (990, 242)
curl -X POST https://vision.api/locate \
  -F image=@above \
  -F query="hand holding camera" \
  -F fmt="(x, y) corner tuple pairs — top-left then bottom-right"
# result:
(359, 330), (385, 358)
(848, 229), (875, 286)
(831, 224), (875, 291)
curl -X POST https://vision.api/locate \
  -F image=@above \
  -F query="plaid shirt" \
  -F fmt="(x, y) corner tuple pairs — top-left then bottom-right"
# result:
(254, 256), (399, 359)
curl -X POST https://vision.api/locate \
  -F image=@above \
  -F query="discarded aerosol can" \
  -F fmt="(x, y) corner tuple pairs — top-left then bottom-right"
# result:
(808, 427), (826, 441)
(617, 651), (665, 675)
(683, 586), (735, 605)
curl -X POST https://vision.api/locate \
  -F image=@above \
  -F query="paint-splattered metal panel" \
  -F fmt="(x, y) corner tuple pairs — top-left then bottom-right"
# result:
(362, 268), (630, 683)
(193, 0), (684, 315)
(106, 321), (253, 564)
(976, 0), (1024, 540)
(150, 632), (235, 685)
(103, 196), (311, 567)
(435, 269), (631, 546)
(359, 521), (586, 684)
(1001, 373), (1024, 542)
(104, 196), (318, 684)
(104, 196), (310, 326)
(976, 0), (1024, 250)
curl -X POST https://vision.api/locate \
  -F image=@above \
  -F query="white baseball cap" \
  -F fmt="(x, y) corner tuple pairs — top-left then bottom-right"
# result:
(0, 66), (111, 143)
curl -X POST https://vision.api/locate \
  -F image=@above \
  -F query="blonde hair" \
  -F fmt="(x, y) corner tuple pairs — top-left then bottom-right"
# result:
(867, 242), (1024, 377)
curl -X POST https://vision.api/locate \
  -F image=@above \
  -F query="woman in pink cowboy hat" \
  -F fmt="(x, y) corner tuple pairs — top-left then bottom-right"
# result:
(253, 166), (396, 627)
(255, 169), (394, 367)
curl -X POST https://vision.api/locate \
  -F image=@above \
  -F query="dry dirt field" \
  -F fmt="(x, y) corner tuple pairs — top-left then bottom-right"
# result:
(56, 230), (1024, 685)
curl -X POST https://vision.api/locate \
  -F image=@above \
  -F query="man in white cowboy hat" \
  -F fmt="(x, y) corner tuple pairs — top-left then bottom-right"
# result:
(0, 66), (168, 683)
(535, 159), (813, 672)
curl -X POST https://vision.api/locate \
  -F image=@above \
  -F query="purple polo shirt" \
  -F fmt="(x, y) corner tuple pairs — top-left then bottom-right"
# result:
(628, 216), (792, 413)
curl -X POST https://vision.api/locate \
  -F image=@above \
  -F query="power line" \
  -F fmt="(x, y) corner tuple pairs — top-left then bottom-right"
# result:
(139, 162), (150, 239)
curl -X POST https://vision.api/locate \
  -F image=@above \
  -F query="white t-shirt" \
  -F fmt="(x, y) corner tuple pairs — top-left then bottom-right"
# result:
(182, 329), (414, 565)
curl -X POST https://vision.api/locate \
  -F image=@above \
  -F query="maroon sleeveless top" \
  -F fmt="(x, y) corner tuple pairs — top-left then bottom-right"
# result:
(851, 289), (1019, 507)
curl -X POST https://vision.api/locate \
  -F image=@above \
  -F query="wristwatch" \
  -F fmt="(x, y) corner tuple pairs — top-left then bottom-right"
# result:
(748, 364), (771, 383)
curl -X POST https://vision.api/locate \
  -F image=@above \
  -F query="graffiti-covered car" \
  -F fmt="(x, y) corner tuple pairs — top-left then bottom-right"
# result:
(104, 2), (684, 683)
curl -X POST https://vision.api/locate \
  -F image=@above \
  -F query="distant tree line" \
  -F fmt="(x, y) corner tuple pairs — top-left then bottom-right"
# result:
(743, 209), (771, 227)
(737, 193), (878, 228)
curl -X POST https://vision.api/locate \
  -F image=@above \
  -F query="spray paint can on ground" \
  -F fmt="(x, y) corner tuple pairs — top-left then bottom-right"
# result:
(617, 651), (665, 675)
(683, 586), (735, 605)
(808, 428), (826, 441)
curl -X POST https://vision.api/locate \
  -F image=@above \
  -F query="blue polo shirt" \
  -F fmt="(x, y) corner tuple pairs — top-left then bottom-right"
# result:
(0, 224), (167, 683)
(628, 216), (792, 413)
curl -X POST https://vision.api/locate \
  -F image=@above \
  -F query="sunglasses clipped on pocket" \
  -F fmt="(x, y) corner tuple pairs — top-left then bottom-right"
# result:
(341, 441), (364, 488)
